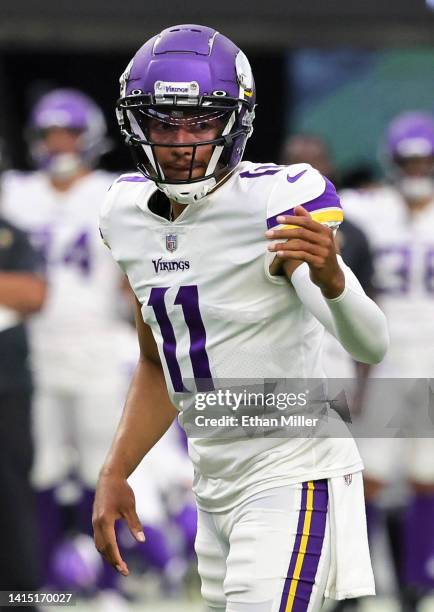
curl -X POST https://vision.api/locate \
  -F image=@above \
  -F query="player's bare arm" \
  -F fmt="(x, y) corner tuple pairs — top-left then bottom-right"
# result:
(266, 205), (345, 298)
(93, 297), (177, 576)
(0, 272), (46, 314)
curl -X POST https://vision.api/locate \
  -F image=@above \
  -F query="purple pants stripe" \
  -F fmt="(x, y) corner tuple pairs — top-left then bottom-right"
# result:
(278, 483), (308, 612)
(279, 479), (328, 612)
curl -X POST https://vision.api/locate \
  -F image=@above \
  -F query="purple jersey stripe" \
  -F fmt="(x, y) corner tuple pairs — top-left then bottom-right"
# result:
(266, 177), (341, 229)
(291, 480), (328, 612)
(279, 479), (328, 612)
(279, 482), (308, 612)
(116, 175), (148, 183)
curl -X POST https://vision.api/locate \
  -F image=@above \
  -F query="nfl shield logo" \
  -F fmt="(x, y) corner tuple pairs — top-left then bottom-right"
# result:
(344, 474), (353, 486)
(166, 234), (177, 252)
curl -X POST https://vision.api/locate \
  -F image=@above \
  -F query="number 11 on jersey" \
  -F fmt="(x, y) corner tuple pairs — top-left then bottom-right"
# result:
(147, 285), (213, 392)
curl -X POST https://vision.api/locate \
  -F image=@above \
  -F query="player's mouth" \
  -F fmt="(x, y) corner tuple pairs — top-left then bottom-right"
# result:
(163, 163), (206, 179)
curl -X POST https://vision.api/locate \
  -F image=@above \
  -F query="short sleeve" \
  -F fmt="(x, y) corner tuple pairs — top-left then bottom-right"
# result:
(266, 164), (344, 231)
(264, 164), (343, 284)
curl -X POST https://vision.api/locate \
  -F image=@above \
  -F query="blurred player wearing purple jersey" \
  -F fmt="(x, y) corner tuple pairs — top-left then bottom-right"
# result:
(342, 111), (434, 611)
(0, 89), (128, 609)
(92, 25), (389, 611)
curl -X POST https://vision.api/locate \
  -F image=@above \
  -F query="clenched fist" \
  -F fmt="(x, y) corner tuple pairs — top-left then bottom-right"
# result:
(266, 205), (345, 299)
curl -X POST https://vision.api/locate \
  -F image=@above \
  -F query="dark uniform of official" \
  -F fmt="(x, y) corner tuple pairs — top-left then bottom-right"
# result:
(336, 219), (374, 296)
(0, 218), (44, 603)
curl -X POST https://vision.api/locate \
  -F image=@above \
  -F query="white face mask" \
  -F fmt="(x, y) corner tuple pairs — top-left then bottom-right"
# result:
(158, 176), (217, 205)
(45, 153), (84, 181)
(398, 176), (434, 201)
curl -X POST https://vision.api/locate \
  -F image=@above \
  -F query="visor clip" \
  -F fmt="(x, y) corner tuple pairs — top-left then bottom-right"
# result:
(223, 134), (233, 146)
(124, 133), (138, 146)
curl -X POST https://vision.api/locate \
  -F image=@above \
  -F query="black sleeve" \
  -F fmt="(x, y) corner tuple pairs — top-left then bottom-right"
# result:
(353, 231), (374, 297)
(0, 220), (46, 276)
(339, 220), (374, 297)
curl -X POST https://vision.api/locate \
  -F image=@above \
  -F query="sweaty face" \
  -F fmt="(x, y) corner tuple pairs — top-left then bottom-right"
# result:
(145, 110), (228, 181)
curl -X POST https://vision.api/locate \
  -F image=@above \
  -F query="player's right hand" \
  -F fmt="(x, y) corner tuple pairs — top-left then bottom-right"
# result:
(92, 473), (145, 576)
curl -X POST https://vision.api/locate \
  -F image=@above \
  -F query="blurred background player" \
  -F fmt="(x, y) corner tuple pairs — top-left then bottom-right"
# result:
(0, 141), (46, 609)
(0, 89), (129, 609)
(280, 133), (375, 379)
(342, 110), (434, 611)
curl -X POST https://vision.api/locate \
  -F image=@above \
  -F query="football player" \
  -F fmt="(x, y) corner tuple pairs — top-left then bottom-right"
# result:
(0, 89), (127, 603)
(92, 25), (389, 612)
(341, 111), (434, 611)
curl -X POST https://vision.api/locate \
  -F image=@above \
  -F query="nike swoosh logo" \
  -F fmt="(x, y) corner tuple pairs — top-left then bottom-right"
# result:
(287, 169), (307, 183)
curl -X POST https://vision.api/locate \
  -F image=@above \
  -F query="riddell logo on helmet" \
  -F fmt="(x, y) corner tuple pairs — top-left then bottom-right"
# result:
(154, 81), (199, 96)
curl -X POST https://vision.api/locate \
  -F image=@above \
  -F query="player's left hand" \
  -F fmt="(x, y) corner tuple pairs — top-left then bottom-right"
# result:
(265, 205), (345, 299)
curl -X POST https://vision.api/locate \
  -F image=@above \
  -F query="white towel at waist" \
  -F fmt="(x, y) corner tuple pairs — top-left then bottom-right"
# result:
(325, 470), (376, 600)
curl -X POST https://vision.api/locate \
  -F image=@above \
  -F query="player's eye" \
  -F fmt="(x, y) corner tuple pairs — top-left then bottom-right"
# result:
(157, 122), (173, 131)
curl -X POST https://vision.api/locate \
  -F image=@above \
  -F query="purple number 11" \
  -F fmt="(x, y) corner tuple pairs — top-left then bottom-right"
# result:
(147, 285), (213, 392)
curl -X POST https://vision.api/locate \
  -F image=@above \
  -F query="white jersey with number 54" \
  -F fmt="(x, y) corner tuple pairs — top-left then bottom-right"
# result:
(1, 170), (123, 384)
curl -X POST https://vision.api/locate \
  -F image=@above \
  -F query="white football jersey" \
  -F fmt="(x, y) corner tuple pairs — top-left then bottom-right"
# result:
(342, 185), (434, 376)
(1, 170), (123, 382)
(100, 162), (363, 511)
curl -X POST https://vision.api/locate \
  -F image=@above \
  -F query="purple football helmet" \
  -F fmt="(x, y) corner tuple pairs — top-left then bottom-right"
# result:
(386, 111), (434, 160)
(116, 24), (256, 204)
(29, 88), (109, 173)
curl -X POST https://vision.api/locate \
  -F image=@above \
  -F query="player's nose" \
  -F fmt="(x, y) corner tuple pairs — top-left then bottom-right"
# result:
(171, 127), (194, 146)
